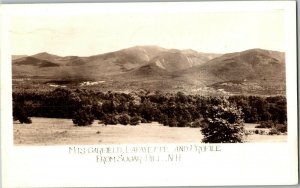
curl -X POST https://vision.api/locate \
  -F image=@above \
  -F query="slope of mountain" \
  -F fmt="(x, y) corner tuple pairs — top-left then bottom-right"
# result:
(13, 56), (60, 67)
(146, 49), (218, 71)
(85, 46), (168, 72)
(200, 48), (285, 81)
(124, 48), (220, 77)
(32, 52), (62, 62)
(177, 48), (286, 94)
(127, 63), (169, 78)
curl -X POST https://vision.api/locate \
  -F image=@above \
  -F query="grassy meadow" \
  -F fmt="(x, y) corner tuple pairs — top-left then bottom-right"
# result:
(14, 118), (286, 145)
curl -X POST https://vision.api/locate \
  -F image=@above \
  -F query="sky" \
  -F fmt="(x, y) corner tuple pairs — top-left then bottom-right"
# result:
(10, 4), (284, 56)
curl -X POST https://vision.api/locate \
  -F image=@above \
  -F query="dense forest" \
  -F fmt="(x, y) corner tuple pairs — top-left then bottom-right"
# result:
(13, 88), (287, 126)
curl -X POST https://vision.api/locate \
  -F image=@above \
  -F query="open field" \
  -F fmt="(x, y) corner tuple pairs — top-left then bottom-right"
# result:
(13, 118), (287, 145)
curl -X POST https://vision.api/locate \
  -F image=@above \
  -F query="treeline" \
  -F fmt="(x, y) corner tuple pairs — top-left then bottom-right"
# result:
(13, 88), (287, 127)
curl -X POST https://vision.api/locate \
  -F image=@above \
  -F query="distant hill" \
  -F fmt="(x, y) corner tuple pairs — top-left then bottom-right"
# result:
(200, 48), (285, 81)
(177, 48), (285, 94)
(12, 47), (286, 95)
(32, 52), (62, 62)
(12, 55), (27, 60)
(13, 56), (60, 67)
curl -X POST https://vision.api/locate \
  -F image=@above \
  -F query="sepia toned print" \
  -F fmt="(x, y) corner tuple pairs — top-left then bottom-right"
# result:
(1, 2), (298, 187)
(11, 7), (287, 145)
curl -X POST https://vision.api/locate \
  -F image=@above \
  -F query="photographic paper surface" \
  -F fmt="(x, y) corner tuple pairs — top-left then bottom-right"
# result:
(1, 1), (298, 187)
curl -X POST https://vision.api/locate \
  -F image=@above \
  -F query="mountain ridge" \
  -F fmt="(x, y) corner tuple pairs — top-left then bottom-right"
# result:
(12, 46), (286, 95)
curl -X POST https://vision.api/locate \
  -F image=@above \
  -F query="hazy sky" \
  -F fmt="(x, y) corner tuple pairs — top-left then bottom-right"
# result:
(11, 4), (284, 56)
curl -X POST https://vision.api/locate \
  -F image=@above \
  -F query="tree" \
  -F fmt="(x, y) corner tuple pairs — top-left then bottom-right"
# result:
(177, 108), (192, 127)
(201, 98), (245, 143)
(72, 105), (94, 126)
(139, 98), (156, 122)
(13, 103), (32, 124)
(91, 103), (104, 120)
(158, 114), (169, 126)
(102, 114), (118, 125)
(102, 100), (117, 114)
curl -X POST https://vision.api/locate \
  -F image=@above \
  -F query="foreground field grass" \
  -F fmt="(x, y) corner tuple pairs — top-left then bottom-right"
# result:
(14, 117), (287, 145)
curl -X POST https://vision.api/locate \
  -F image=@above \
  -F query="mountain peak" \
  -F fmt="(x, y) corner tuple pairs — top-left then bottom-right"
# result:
(34, 52), (52, 56)
(128, 45), (166, 50)
(182, 49), (198, 53)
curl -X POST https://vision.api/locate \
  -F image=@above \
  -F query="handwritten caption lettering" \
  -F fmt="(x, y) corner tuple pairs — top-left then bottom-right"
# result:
(69, 144), (221, 164)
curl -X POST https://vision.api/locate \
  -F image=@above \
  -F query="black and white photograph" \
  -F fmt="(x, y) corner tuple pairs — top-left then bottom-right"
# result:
(11, 3), (289, 145)
(1, 1), (298, 187)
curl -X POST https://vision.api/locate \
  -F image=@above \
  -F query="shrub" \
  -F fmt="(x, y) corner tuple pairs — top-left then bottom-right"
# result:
(22, 117), (32, 124)
(141, 118), (147, 123)
(177, 119), (189, 127)
(259, 130), (267, 135)
(140, 118), (152, 123)
(256, 121), (287, 134)
(245, 130), (254, 135)
(256, 120), (274, 128)
(129, 115), (140, 126)
(201, 98), (245, 143)
(275, 124), (287, 133)
(191, 118), (207, 128)
(118, 114), (131, 125)
(72, 106), (94, 126)
(168, 118), (178, 127)
(191, 120), (201, 128)
(252, 129), (267, 135)
(269, 128), (280, 135)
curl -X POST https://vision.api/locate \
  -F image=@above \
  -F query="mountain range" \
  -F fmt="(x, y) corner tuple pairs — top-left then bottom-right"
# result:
(12, 46), (286, 95)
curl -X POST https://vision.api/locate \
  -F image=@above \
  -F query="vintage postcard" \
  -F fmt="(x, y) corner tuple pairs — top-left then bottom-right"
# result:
(0, 1), (298, 187)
